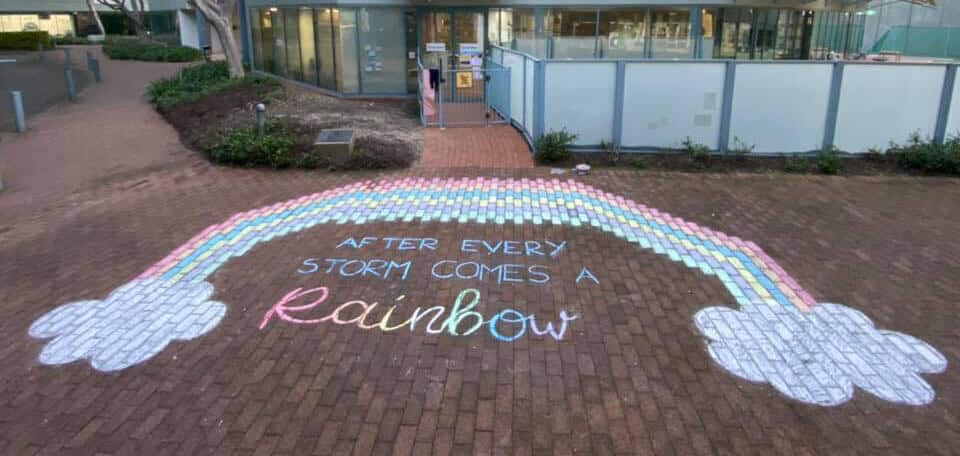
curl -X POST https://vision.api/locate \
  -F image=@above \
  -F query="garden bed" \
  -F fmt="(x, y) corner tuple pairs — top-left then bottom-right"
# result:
(151, 63), (421, 170)
(569, 151), (905, 176)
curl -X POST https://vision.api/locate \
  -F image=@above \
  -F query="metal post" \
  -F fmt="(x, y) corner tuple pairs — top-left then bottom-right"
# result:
(65, 68), (77, 101)
(37, 42), (44, 61)
(255, 103), (267, 134)
(438, 73), (445, 128)
(11, 91), (26, 133)
(718, 61), (736, 153)
(91, 58), (102, 83)
(63, 48), (72, 68)
(934, 64), (957, 144)
(613, 61), (626, 148)
(822, 62), (845, 150)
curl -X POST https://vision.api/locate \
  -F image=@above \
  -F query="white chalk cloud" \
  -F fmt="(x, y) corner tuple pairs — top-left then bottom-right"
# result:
(29, 279), (226, 372)
(695, 302), (947, 406)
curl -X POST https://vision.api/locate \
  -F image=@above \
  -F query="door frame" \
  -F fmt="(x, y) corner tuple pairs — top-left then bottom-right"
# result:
(416, 7), (489, 66)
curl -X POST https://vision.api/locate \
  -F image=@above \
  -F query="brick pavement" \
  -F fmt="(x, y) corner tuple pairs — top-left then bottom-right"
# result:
(2, 51), (960, 456)
(420, 126), (534, 169)
(2, 164), (960, 455)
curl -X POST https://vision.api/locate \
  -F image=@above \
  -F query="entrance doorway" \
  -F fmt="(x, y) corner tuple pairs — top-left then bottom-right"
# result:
(419, 9), (510, 127)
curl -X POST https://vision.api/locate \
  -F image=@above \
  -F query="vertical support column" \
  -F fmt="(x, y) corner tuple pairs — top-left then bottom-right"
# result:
(612, 61), (626, 148)
(718, 61), (736, 153)
(238, 0), (252, 65)
(822, 62), (845, 151)
(196, 9), (209, 50)
(521, 58), (527, 128)
(691, 7), (703, 59)
(643, 9), (652, 59)
(63, 48), (72, 68)
(934, 64), (957, 144)
(533, 60), (546, 143)
(65, 68), (77, 102)
(594, 9), (601, 59)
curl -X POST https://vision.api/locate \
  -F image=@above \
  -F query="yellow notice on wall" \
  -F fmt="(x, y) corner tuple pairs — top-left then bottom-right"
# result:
(456, 72), (473, 89)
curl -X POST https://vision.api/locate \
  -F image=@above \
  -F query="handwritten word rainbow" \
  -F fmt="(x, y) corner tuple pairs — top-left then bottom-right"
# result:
(139, 177), (815, 313)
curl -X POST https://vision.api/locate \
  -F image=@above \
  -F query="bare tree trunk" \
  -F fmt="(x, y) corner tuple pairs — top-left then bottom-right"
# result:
(85, 0), (105, 36)
(191, 0), (244, 78)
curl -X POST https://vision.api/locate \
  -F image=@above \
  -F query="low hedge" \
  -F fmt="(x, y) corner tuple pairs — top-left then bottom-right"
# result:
(103, 40), (202, 62)
(890, 134), (960, 175)
(147, 61), (276, 107)
(0, 31), (52, 50)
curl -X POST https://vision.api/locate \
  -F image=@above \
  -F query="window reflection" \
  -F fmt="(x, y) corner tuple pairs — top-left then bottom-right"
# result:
(650, 8), (691, 58)
(599, 9), (646, 59)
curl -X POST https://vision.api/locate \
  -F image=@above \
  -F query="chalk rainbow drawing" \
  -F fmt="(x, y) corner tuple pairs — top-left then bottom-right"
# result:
(29, 177), (946, 406)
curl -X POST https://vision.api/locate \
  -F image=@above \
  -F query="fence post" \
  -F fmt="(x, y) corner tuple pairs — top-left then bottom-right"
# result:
(533, 60), (546, 144)
(63, 48), (72, 68)
(934, 64), (957, 144)
(11, 91), (26, 133)
(438, 72), (445, 129)
(822, 62), (845, 151)
(718, 61), (737, 154)
(612, 61), (626, 149)
(91, 58), (103, 83)
(65, 68), (77, 101)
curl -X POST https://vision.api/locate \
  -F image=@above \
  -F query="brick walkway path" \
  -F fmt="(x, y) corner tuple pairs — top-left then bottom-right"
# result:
(2, 52), (960, 456)
(420, 125), (534, 169)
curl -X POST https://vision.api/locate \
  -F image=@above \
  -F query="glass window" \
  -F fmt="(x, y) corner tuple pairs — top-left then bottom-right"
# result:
(500, 9), (514, 47)
(357, 8), (407, 94)
(701, 8), (716, 59)
(512, 8), (537, 55)
(316, 8), (337, 90)
(251, 8), (265, 70)
(488, 8), (500, 46)
(650, 7), (692, 58)
(335, 8), (360, 93)
(548, 8), (598, 58)
(283, 9), (303, 81)
(299, 8), (317, 85)
(422, 11), (451, 68)
(599, 8), (647, 59)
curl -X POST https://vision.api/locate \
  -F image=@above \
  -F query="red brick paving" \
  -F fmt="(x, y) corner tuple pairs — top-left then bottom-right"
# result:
(420, 125), (534, 169)
(2, 53), (960, 456)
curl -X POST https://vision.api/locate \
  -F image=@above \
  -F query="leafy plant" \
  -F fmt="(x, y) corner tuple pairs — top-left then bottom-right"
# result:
(104, 40), (203, 62)
(730, 136), (755, 159)
(600, 139), (622, 164)
(783, 155), (810, 173)
(681, 137), (711, 169)
(815, 147), (845, 175)
(207, 119), (298, 168)
(0, 31), (52, 50)
(535, 129), (577, 163)
(147, 62), (276, 107)
(889, 132), (960, 175)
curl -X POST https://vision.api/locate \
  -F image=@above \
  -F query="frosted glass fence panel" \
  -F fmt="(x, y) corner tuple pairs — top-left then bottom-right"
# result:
(525, 58), (535, 135)
(621, 63), (725, 149)
(835, 64), (944, 152)
(544, 62), (617, 145)
(503, 52), (526, 128)
(552, 37), (597, 59)
(730, 64), (833, 153)
(946, 77), (960, 138)
(491, 47), (503, 63)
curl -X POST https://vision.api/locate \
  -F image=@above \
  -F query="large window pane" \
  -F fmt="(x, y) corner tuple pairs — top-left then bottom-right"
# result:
(335, 8), (360, 93)
(251, 8), (264, 70)
(650, 8), (691, 58)
(422, 11), (451, 68)
(599, 8), (647, 59)
(283, 9), (303, 80)
(299, 9), (317, 85)
(701, 8), (716, 58)
(358, 8), (407, 94)
(548, 8), (598, 58)
(316, 8), (337, 90)
(512, 8), (538, 55)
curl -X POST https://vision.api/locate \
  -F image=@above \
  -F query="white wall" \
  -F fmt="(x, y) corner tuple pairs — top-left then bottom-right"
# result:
(178, 10), (199, 49)
(834, 64), (945, 152)
(730, 64), (833, 153)
(544, 62), (616, 145)
(621, 62), (725, 149)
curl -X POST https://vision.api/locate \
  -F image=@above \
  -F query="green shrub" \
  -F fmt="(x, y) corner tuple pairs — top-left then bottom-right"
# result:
(889, 133), (960, 175)
(783, 155), (810, 173)
(535, 129), (577, 163)
(207, 120), (299, 168)
(104, 40), (202, 62)
(53, 35), (90, 46)
(0, 31), (52, 50)
(147, 61), (275, 107)
(681, 137), (711, 169)
(815, 147), (845, 175)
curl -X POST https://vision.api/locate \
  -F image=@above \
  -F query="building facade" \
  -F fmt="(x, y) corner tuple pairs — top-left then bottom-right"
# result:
(244, 0), (874, 97)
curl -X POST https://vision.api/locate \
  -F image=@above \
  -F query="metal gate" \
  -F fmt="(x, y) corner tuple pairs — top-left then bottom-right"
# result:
(419, 59), (511, 127)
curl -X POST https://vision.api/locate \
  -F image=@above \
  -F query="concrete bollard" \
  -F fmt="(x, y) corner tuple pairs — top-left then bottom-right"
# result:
(65, 68), (77, 101)
(255, 103), (266, 135)
(11, 91), (26, 133)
